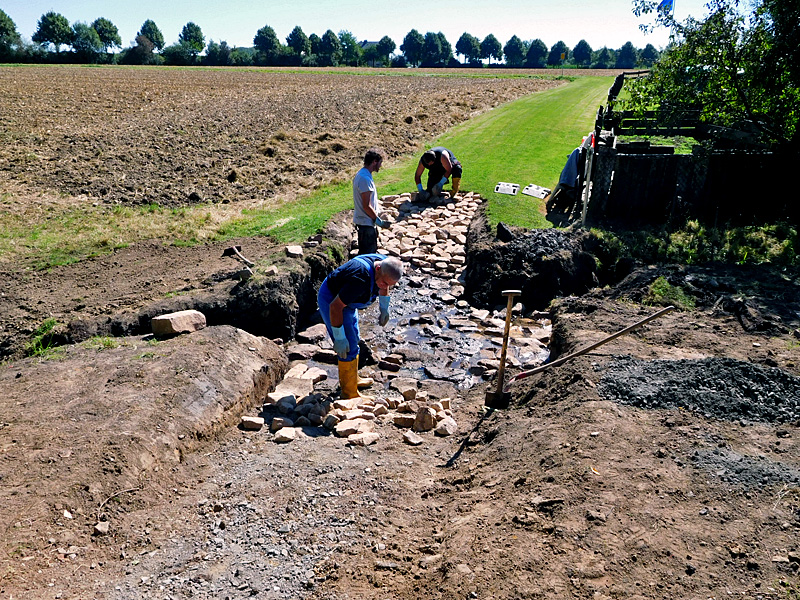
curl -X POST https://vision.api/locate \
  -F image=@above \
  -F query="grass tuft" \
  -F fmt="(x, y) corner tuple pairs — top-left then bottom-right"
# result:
(644, 276), (696, 310)
(84, 336), (119, 350)
(26, 318), (61, 358)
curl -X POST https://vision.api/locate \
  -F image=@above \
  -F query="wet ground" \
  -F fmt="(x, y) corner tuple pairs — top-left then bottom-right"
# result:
(296, 267), (552, 391)
(287, 192), (552, 393)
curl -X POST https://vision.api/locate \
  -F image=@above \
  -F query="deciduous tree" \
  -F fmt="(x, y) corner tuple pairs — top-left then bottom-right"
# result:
(437, 32), (452, 65)
(161, 42), (196, 66)
(422, 31), (441, 66)
(338, 30), (362, 66)
(629, 0), (800, 145)
(0, 9), (21, 53)
(230, 46), (255, 66)
(309, 33), (321, 55)
(525, 38), (548, 68)
(615, 41), (638, 68)
(138, 19), (164, 50)
(286, 25), (310, 57)
(204, 40), (231, 65)
(480, 34), (502, 64)
(179, 22), (204, 57)
(32, 11), (73, 54)
(572, 39), (593, 66)
(254, 24), (280, 56)
(376, 36), (395, 64)
(593, 46), (614, 68)
(640, 43), (660, 66)
(362, 44), (380, 66)
(503, 35), (527, 67)
(91, 18), (121, 53)
(455, 32), (481, 64)
(319, 29), (341, 66)
(548, 40), (569, 66)
(400, 29), (424, 66)
(120, 34), (160, 65)
(71, 22), (103, 61)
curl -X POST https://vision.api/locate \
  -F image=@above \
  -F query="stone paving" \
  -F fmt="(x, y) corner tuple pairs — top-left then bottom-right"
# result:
(250, 192), (550, 447)
(365, 191), (480, 279)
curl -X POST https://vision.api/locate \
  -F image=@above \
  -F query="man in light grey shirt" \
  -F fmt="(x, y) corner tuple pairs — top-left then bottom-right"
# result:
(353, 147), (389, 255)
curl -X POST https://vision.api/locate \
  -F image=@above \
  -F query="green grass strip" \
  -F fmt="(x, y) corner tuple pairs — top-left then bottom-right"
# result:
(216, 182), (352, 243)
(380, 75), (613, 228)
(220, 76), (613, 241)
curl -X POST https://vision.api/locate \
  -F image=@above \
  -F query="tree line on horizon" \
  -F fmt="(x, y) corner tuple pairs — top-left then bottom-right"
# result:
(0, 9), (661, 69)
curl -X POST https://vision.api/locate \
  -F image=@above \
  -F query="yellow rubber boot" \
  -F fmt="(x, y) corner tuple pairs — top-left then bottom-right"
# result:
(338, 359), (374, 401)
(357, 372), (374, 389)
(338, 359), (358, 399)
(451, 177), (461, 196)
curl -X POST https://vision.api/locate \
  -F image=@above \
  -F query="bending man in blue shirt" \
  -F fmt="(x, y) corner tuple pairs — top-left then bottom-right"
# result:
(317, 254), (404, 400)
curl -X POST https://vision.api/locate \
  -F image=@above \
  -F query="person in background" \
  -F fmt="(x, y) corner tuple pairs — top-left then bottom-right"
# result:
(414, 147), (462, 201)
(353, 147), (390, 255)
(317, 254), (404, 400)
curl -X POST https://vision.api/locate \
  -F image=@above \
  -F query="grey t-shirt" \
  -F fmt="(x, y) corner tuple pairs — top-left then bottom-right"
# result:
(352, 167), (378, 226)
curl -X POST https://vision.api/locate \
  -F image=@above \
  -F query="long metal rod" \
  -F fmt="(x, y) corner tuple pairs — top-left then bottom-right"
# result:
(504, 305), (675, 391)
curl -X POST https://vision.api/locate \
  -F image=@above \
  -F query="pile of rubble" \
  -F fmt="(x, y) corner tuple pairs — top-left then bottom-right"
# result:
(240, 360), (458, 447)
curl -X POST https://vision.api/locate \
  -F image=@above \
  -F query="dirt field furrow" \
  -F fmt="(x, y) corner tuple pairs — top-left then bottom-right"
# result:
(0, 67), (559, 208)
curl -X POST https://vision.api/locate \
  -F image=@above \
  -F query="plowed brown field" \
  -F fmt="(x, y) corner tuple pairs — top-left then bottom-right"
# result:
(0, 65), (561, 209)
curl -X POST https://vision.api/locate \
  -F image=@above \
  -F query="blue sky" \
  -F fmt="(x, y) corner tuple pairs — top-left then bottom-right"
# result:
(3, 0), (709, 54)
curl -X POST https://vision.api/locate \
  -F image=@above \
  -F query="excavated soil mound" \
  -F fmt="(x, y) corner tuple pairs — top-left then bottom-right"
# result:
(464, 215), (600, 310)
(0, 325), (286, 582)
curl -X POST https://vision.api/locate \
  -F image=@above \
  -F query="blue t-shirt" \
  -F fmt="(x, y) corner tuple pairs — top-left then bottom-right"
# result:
(559, 148), (581, 187)
(325, 254), (384, 306)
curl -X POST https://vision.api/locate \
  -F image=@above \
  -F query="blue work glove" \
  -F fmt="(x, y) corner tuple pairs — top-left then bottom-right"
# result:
(417, 183), (424, 193)
(331, 325), (349, 359)
(378, 295), (390, 327)
(432, 176), (448, 195)
(375, 216), (390, 229)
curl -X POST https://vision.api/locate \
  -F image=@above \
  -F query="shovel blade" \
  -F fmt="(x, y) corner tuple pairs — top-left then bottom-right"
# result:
(484, 391), (511, 410)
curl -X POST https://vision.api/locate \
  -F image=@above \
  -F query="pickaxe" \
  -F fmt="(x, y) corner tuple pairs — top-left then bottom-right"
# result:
(222, 245), (254, 267)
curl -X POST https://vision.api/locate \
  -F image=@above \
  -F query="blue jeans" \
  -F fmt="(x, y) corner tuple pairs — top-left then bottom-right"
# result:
(317, 279), (360, 362)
